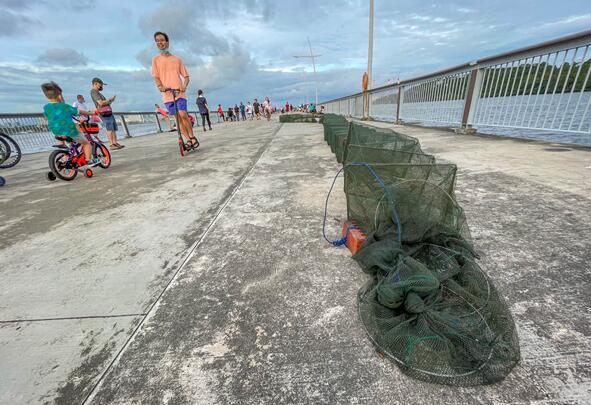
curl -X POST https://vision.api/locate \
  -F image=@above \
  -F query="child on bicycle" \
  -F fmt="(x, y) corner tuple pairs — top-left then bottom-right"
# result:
(41, 81), (98, 166)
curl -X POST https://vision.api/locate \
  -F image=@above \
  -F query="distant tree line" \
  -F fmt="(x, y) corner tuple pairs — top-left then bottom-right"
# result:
(480, 59), (591, 98)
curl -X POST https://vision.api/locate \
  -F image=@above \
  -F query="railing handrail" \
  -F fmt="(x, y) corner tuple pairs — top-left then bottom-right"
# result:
(321, 29), (591, 104)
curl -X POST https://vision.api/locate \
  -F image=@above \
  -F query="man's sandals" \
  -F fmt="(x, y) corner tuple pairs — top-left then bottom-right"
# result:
(188, 137), (200, 149)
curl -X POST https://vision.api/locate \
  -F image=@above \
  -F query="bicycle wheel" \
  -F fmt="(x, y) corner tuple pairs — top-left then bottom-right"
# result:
(96, 144), (111, 169)
(0, 133), (22, 169)
(49, 150), (77, 181)
(0, 136), (10, 165)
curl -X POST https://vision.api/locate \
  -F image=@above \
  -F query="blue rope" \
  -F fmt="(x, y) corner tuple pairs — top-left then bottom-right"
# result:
(322, 167), (348, 246)
(322, 162), (403, 247)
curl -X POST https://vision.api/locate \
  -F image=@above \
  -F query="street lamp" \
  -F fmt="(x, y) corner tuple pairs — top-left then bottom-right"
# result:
(365, 0), (375, 119)
(293, 37), (321, 107)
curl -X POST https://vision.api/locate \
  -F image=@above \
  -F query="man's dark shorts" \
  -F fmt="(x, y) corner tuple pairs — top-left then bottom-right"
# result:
(101, 114), (118, 131)
(164, 98), (188, 116)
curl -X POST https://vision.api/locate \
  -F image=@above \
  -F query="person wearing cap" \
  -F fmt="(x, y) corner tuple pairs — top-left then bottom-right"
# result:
(90, 77), (124, 149)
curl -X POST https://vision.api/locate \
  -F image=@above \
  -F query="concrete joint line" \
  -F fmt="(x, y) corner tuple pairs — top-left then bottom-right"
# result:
(82, 124), (282, 404)
(0, 313), (146, 324)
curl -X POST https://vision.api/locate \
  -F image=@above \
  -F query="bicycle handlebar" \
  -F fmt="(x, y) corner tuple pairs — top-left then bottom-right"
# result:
(72, 114), (98, 123)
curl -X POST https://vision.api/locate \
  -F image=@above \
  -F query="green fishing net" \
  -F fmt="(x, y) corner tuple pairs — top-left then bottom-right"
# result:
(321, 115), (520, 385)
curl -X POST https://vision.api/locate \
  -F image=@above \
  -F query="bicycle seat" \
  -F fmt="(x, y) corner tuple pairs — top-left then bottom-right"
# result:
(54, 136), (73, 141)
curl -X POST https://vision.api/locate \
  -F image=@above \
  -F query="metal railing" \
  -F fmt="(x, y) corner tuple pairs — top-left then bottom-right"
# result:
(323, 29), (591, 145)
(0, 111), (200, 154)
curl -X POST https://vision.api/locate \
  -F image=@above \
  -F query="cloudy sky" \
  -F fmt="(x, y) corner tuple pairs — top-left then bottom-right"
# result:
(1, 0), (590, 112)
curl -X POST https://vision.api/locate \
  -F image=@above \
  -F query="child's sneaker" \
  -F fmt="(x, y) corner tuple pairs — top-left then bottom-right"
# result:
(84, 158), (100, 168)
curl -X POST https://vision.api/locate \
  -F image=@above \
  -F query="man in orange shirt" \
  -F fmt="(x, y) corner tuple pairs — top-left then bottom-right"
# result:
(151, 31), (197, 146)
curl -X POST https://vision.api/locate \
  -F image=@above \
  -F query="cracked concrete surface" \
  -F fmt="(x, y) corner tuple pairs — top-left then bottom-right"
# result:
(1, 119), (590, 404)
(0, 120), (281, 404)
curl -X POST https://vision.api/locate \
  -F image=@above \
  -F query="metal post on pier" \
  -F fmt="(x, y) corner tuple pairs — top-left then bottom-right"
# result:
(396, 85), (404, 124)
(364, 0), (374, 120)
(458, 69), (483, 134)
(155, 113), (163, 132)
(119, 114), (132, 138)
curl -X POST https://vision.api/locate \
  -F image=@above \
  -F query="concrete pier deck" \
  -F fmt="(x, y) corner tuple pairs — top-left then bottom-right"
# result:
(0, 119), (590, 404)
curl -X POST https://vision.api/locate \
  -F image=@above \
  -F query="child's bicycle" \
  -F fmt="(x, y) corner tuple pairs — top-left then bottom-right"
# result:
(0, 132), (22, 169)
(46, 116), (111, 181)
(163, 88), (199, 157)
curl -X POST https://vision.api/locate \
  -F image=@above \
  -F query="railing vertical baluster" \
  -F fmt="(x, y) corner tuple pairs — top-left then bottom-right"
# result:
(396, 85), (403, 123)
(491, 62), (510, 125)
(551, 47), (580, 129)
(507, 59), (527, 126)
(577, 90), (591, 132)
(543, 50), (569, 128)
(473, 68), (489, 124)
(534, 51), (560, 129)
(519, 55), (543, 127)
(560, 46), (588, 129)
(524, 53), (549, 128)
(570, 51), (591, 131)
(155, 113), (163, 132)
(497, 61), (516, 126)
(484, 65), (499, 124)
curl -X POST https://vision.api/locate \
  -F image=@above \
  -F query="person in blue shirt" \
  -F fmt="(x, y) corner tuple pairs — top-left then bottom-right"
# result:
(41, 81), (98, 166)
(196, 89), (212, 131)
(240, 102), (246, 121)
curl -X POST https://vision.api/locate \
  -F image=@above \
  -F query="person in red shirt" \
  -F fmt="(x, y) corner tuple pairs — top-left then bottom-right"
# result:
(216, 104), (225, 123)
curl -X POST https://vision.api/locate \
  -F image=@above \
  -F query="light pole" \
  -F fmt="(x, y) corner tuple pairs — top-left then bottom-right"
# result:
(293, 37), (321, 107)
(364, 0), (375, 119)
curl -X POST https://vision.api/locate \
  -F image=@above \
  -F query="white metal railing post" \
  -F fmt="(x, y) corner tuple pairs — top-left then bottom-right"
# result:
(155, 113), (163, 132)
(396, 85), (404, 123)
(459, 69), (484, 133)
(119, 114), (132, 138)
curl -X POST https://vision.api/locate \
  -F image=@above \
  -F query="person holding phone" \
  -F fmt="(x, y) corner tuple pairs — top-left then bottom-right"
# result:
(90, 77), (124, 149)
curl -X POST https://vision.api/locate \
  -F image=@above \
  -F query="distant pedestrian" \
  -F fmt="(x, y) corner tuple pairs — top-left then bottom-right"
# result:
(196, 89), (212, 131)
(90, 77), (124, 149)
(72, 94), (93, 122)
(227, 107), (234, 121)
(263, 96), (271, 121)
(285, 101), (289, 113)
(240, 102), (246, 121)
(217, 104), (225, 123)
(234, 105), (240, 121)
(246, 101), (253, 120)
(253, 98), (261, 120)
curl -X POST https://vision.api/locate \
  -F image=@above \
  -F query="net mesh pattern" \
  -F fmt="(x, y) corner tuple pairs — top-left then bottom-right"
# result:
(321, 114), (520, 386)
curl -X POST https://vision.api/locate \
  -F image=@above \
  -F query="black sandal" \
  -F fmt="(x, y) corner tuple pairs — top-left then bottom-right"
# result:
(188, 137), (199, 148)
